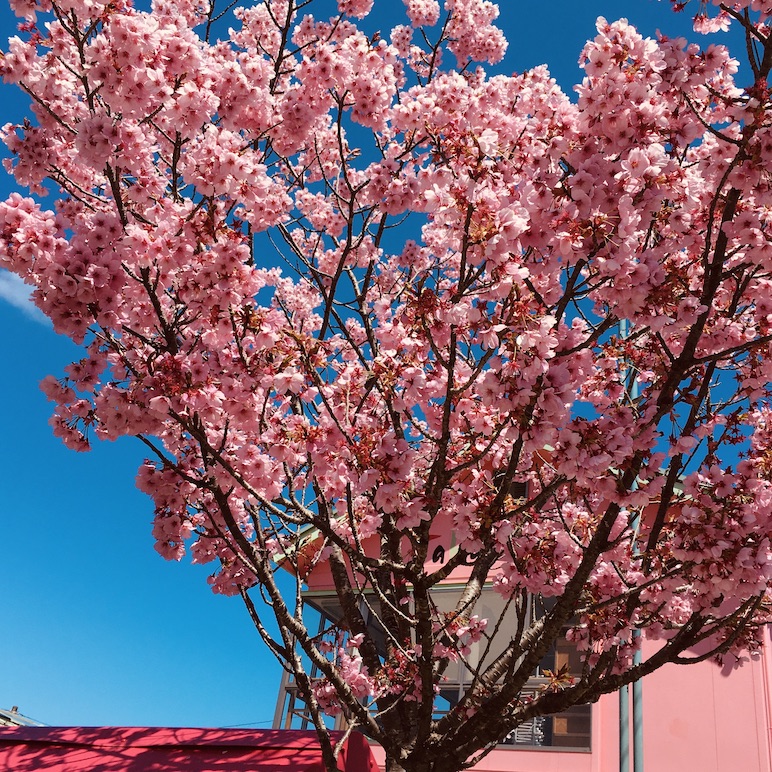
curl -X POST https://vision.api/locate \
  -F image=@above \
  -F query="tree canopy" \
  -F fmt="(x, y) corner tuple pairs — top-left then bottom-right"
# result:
(2, 0), (772, 769)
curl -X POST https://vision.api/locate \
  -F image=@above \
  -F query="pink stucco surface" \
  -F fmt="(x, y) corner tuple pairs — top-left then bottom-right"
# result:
(626, 634), (772, 772)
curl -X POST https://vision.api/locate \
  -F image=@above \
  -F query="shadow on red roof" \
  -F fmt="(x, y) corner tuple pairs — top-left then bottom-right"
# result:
(0, 726), (379, 771)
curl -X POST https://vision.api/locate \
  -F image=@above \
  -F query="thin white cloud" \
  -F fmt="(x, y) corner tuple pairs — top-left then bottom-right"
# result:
(0, 270), (50, 325)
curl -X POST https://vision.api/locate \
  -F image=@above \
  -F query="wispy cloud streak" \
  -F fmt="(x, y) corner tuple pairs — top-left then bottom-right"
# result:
(0, 270), (50, 325)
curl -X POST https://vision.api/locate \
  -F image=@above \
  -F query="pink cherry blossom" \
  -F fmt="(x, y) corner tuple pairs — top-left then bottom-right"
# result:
(4, 0), (772, 769)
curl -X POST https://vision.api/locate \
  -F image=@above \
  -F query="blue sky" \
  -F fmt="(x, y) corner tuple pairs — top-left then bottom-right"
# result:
(0, 0), (731, 729)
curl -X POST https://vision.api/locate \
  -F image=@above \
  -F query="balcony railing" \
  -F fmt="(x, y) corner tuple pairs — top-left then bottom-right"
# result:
(274, 673), (591, 750)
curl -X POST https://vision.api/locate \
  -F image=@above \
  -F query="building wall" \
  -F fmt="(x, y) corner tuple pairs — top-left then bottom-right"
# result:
(626, 633), (772, 772)
(367, 630), (772, 772)
(296, 512), (772, 771)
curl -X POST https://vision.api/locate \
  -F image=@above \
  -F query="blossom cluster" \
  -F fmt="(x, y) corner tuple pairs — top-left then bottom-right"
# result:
(3, 0), (772, 747)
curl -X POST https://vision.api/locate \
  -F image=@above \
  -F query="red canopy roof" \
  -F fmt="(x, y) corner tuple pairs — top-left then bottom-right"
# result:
(0, 726), (380, 771)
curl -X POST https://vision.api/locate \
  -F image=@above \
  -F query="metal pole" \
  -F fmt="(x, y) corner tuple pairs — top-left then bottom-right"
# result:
(619, 315), (630, 772)
(618, 317), (643, 771)
(629, 343), (643, 772)
(633, 641), (644, 772)
(619, 684), (630, 772)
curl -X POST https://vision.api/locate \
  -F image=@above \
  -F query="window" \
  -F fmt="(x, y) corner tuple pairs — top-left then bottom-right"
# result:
(430, 588), (591, 750)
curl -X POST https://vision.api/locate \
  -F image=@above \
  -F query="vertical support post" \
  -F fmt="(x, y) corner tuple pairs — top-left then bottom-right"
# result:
(619, 684), (630, 772)
(618, 317), (643, 771)
(633, 641), (644, 772)
(629, 341), (644, 772)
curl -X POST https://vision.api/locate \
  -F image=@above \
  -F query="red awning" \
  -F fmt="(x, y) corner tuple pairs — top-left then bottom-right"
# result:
(0, 726), (380, 771)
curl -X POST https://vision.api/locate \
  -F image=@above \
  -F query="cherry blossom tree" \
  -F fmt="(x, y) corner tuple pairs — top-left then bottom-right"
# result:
(3, 0), (772, 769)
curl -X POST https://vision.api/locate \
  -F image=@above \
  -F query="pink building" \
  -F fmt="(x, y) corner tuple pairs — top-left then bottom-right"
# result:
(274, 513), (772, 772)
(0, 727), (380, 771)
